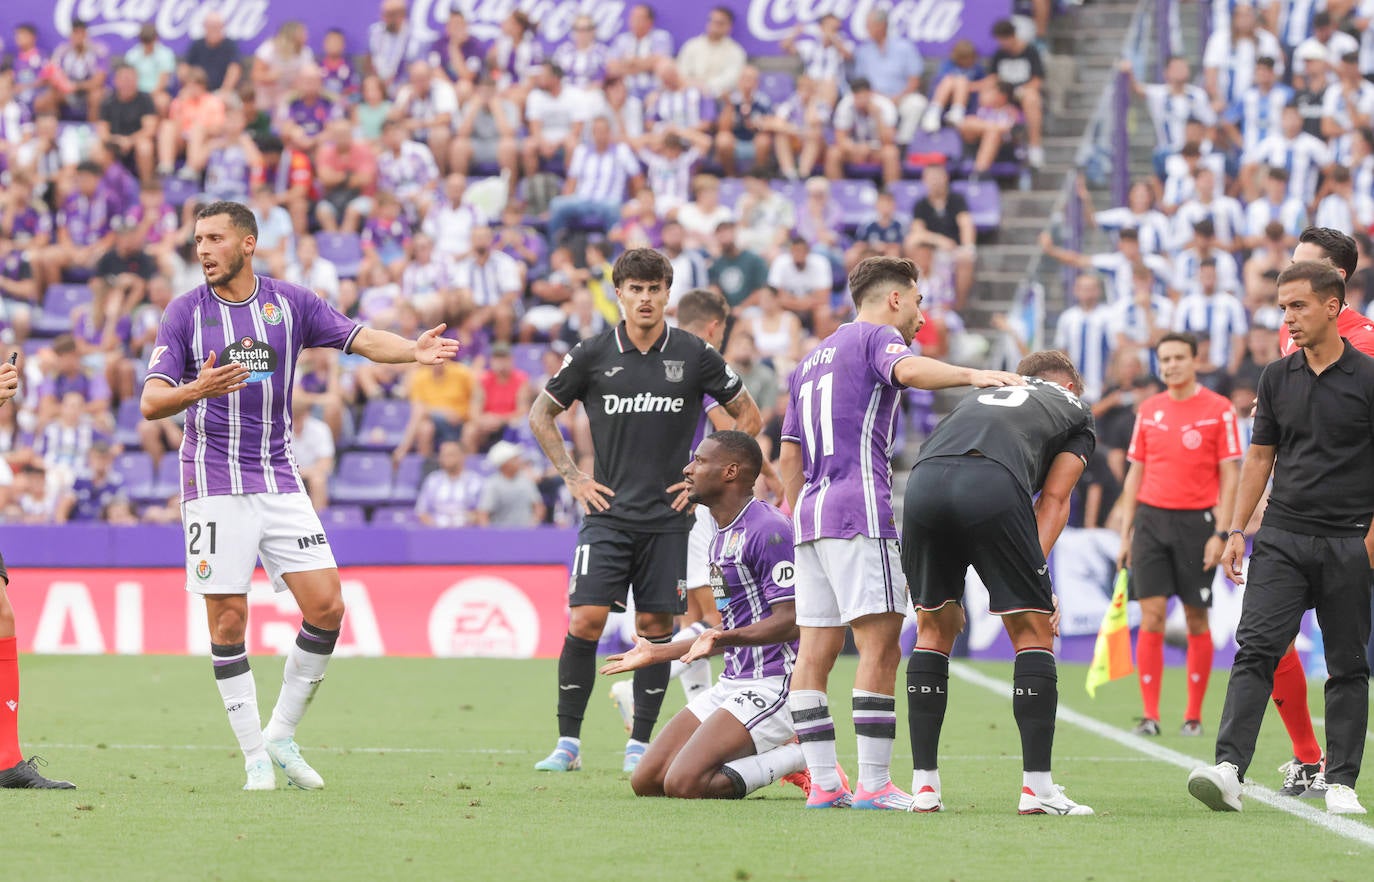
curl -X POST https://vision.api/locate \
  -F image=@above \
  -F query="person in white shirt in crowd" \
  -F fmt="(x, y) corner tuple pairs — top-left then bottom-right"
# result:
(1040, 227), (1175, 304)
(391, 59), (458, 175)
(609, 3), (675, 98)
(252, 21), (313, 113)
(1243, 167), (1307, 250)
(1294, 10), (1359, 65)
(284, 234), (349, 314)
(554, 15), (611, 101)
(449, 76), (521, 180)
(423, 173), (487, 264)
(1240, 103), (1332, 205)
(677, 6), (747, 98)
(781, 13), (853, 106)
(1120, 55), (1215, 160)
(1161, 138), (1228, 210)
(1313, 165), (1372, 235)
(400, 232), (451, 326)
(1171, 167), (1247, 252)
(661, 220), (711, 310)
(676, 174), (735, 251)
(1053, 273), (1114, 401)
(826, 77), (901, 185)
(1108, 262), (1175, 353)
(522, 63), (590, 178)
(1172, 259), (1248, 376)
(449, 225), (524, 343)
(1172, 218), (1241, 296)
(545, 116), (643, 242)
(376, 118), (441, 221)
(415, 441), (486, 528)
(767, 235), (834, 334)
(736, 171), (795, 261)
(475, 441), (545, 528)
(639, 134), (705, 216)
(1222, 56), (1291, 156)
(851, 8), (928, 148)
(290, 395), (335, 512)
(770, 75), (831, 181)
(1321, 52), (1374, 163)
(1091, 179), (1173, 256)
(589, 76), (648, 147)
(1202, 3), (1284, 111)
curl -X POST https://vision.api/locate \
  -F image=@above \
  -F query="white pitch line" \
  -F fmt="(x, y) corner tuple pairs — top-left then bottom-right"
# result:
(32, 744), (524, 755)
(1311, 717), (1374, 742)
(950, 662), (1374, 850)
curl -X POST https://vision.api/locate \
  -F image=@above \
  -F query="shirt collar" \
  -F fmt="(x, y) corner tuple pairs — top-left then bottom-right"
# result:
(614, 321), (670, 354)
(1289, 338), (1359, 374)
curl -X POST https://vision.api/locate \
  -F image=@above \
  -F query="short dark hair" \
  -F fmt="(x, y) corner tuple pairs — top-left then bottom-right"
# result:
(992, 18), (1016, 37)
(848, 256), (919, 309)
(708, 429), (763, 486)
(612, 247), (674, 289)
(1277, 259), (1347, 306)
(677, 288), (728, 329)
(1267, 166), (1290, 183)
(1156, 332), (1198, 357)
(1298, 226), (1359, 278)
(1016, 350), (1083, 392)
(196, 200), (258, 239)
(711, 6), (734, 24)
(1255, 56), (1276, 69)
(849, 77), (872, 93)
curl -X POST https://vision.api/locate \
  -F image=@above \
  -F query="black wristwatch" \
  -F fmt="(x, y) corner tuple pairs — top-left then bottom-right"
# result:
(1215, 530), (1229, 542)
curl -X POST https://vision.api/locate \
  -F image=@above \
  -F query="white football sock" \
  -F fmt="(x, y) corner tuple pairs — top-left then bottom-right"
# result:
(1024, 770), (1055, 796)
(854, 689), (897, 792)
(723, 743), (805, 797)
(212, 643), (266, 767)
(789, 689), (843, 792)
(912, 769), (941, 792)
(264, 623), (338, 743)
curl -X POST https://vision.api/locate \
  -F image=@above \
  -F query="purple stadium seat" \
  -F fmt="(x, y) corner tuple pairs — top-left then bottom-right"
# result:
(320, 505), (366, 528)
(31, 284), (93, 337)
(151, 455), (180, 496)
(510, 343), (545, 378)
(903, 129), (962, 174)
(353, 399), (411, 450)
(315, 232), (363, 279)
(952, 180), (1002, 233)
(887, 180), (926, 218)
(373, 506), (421, 527)
(758, 71), (796, 108)
(717, 177), (746, 211)
(830, 179), (879, 231)
(331, 451), (395, 505)
(770, 179), (806, 207)
(842, 161), (883, 183)
(114, 398), (142, 448)
(390, 453), (426, 504)
(161, 175), (200, 208)
(113, 451), (154, 489)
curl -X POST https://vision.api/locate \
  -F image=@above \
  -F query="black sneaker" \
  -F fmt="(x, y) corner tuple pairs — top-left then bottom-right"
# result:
(1277, 757), (1322, 798)
(1180, 719), (1204, 736)
(1133, 718), (1161, 736)
(0, 756), (75, 789)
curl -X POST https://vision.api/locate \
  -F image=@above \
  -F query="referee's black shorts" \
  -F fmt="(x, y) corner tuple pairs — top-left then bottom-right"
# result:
(901, 456), (1054, 616)
(568, 520), (688, 615)
(1130, 503), (1217, 608)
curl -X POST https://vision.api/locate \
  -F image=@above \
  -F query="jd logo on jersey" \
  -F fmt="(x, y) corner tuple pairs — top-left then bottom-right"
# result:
(260, 302), (284, 325)
(221, 337), (280, 383)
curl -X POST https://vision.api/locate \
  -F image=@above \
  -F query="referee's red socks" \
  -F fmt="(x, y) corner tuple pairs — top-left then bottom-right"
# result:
(0, 637), (21, 768)
(1272, 647), (1322, 765)
(1136, 630), (1164, 722)
(1185, 632), (1213, 722)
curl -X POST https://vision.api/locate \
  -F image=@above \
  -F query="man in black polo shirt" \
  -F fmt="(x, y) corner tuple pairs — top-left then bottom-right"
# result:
(181, 12), (242, 94)
(1189, 261), (1374, 816)
(98, 64), (157, 183)
(530, 248), (762, 774)
(907, 164), (975, 308)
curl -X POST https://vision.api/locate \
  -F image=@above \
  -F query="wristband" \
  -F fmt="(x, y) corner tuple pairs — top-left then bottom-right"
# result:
(1227, 529), (1245, 539)
(1214, 531), (1229, 542)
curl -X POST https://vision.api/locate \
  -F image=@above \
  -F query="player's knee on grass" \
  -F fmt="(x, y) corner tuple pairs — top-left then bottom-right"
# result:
(662, 761), (715, 799)
(630, 754), (667, 797)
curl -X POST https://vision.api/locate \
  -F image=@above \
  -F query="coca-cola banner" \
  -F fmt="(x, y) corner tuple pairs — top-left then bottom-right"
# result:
(2, 0), (1009, 65)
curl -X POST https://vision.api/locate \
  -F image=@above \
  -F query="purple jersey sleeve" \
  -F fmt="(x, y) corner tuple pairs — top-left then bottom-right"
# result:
(866, 325), (915, 389)
(748, 516), (796, 605)
(780, 376), (800, 443)
(293, 285), (362, 351)
(145, 297), (192, 387)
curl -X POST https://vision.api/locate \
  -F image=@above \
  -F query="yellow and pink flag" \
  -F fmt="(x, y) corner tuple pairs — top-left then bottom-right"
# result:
(1086, 569), (1134, 698)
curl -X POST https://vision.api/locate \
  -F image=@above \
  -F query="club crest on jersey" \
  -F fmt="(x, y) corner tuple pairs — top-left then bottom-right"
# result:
(722, 530), (746, 558)
(195, 560), (212, 580)
(221, 337), (280, 383)
(664, 360), (684, 383)
(260, 302), (284, 325)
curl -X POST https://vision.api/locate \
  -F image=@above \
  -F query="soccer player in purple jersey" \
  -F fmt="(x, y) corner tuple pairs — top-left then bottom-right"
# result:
(601, 431), (808, 799)
(139, 201), (459, 791)
(778, 256), (1020, 810)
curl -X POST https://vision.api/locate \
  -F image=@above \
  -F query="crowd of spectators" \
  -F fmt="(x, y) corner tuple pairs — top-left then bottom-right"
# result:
(0, 3), (1052, 526)
(1034, 0), (1374, 530)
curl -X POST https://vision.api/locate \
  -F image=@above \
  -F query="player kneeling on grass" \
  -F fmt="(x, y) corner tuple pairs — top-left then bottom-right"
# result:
(600, 431), (811, 799)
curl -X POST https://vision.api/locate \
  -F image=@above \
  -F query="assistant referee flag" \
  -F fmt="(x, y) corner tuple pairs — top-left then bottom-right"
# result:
(1086, 569), (1133, 697)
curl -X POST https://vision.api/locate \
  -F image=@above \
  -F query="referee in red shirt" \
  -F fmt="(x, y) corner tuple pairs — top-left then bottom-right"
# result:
(1117, 333), (1241, 737)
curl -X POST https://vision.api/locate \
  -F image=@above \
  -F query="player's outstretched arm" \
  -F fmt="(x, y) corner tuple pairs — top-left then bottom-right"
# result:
(350, 324), (461, 364)
(1032, 451), (1087, 559)
(528, 393), (614, 513)
(140, 351), (250, 420)
(777, 441), (804, 511)
(1222, 442), (1277, 584)
(893, 356), (1021, 391)
(600, 635), (698, 675)
(682, 601), (798, 665)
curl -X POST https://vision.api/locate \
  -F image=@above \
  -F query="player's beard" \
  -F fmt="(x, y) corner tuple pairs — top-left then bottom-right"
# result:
(205, 251), (247, 289)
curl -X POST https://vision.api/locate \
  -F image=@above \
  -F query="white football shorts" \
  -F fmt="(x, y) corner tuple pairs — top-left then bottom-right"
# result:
(181, 492), (337, 594)
(794, 537), (905, 627)
(686, 504), (715, 590)
(686, 674), (794, 753)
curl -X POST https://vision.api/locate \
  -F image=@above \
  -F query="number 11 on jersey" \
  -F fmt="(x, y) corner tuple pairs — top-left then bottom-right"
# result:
(799, 373), (835, 462)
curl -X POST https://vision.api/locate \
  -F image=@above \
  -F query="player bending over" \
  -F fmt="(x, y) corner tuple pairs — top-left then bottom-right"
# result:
(601, 431), (810, 799)
(141, 201), (460, 790)
(903, 350), (1095, 815)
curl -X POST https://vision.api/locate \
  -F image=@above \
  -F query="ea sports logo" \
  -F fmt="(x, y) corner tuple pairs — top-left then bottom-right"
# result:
(428, 577), (539, 658)
(1182, 429), (1202, 450)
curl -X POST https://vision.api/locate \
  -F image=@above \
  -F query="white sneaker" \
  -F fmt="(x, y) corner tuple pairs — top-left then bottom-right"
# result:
(264, 736), (325, 790)
(243, 758), (276, 791)
(1188, 762), (1242, 812)
(1018, 784), (1094, 815)
(1326, 783), (1368, 815)
(1028, 145), (1045, 169)
(910, 784), (944, 813)
(944, 104), (965, 126)
(921, 106), (943, 133)
(609, 680), (634, 733)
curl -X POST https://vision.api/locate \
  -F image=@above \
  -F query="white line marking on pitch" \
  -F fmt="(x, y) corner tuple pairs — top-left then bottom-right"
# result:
(33, 744), (523, 755)
(950, 662), (1374, 849)
(1311, 717), (1374, 742)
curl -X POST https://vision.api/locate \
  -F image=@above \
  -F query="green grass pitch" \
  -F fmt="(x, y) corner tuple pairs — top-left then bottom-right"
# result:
(5, 654), (1372, 881)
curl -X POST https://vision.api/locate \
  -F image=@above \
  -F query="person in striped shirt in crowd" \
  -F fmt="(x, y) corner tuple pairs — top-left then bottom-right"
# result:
(1053, 274), (1115, 402)
(554, 16), (610, 98)
(449, 226), (524, 343)
(51, 19), (110, 122)
(782, 14), (853, 106)
(1040, 227), (1175, 305)
(376, 119), (441, 221)
(1243, 168), (1307, 251)
(1240, 104), (1332, 206)
(1119, 55), (1215, 177)
(139, 200), (461, 792)
(1171, 168), (1247, 253)
(827, 78), (901, 185)
(609, 4), (675, 98)
(648, 60), (714, 138)
(366, 0), (423, 89)
(1173, 259), (1249, 377)
(1173, 219), (1241, 297)
(546, 116), (644, 242)
(638, 134), (705, 215)
(1222, 56), (1290, 156)
(415, 440), (486, 527)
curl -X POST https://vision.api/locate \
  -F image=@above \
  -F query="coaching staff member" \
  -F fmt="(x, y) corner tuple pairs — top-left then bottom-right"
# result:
(1190, 261), (1374, 816)
(528, 248), (762, 774)
(1117, 333), (1241, 737)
